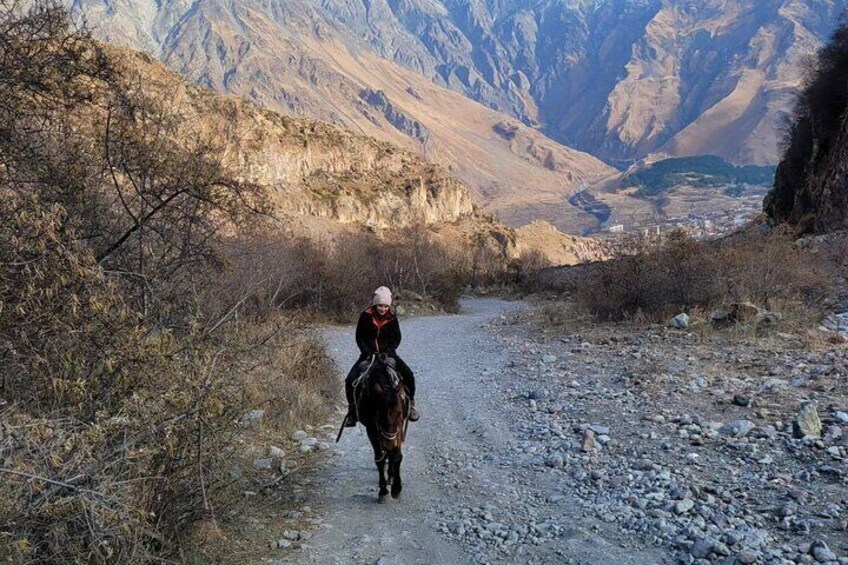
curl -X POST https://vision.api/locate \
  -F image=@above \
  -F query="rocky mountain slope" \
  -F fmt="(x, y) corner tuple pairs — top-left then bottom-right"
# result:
(74, 0), (847, 170)
(112, 49), (473, 230)
(109, 47), (612, 266)
(72, 0), (615, 231)
(766, 19), (848, 233)
(320, 0), (846, 167)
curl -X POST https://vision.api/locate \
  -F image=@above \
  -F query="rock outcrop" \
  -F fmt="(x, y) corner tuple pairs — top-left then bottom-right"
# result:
(110, 48), (477, 232)
(515, 221), (608, 266)
(765, 21), (848, 233)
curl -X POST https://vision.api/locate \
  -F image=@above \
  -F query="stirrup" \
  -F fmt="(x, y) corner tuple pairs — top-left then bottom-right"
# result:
(408, 405), (420, 422)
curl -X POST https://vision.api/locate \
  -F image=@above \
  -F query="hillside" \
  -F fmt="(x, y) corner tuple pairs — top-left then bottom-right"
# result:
(619, 156), (776, 198)
(106, 49), (474, 231)
(72, 0), (615, 231)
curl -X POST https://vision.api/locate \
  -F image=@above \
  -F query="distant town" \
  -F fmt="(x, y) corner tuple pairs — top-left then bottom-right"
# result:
(597, 188), (767, 241)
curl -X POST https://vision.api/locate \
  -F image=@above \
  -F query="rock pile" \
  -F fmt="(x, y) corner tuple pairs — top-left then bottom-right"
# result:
(477, 309), (848, 564)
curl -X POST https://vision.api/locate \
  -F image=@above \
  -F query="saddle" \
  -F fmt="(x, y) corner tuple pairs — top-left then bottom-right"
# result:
(354, 354), (400, 393)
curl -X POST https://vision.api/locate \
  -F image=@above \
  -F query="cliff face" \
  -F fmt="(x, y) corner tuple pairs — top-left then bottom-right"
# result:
(765, 22), (848, 233)
(766, 112), (848, 233)
(116, 49), (476, 231)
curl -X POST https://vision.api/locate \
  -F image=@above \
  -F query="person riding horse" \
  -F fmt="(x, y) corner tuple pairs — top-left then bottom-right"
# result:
(344, 286), (419, 427)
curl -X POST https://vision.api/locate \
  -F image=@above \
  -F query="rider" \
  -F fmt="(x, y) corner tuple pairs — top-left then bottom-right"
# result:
(344, 286), (419, 427)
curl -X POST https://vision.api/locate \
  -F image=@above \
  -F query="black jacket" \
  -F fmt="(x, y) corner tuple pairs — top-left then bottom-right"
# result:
(356, 307), (401, 355)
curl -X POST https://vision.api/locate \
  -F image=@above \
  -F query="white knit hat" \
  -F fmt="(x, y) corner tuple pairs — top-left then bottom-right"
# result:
(372, 286), (393, 306)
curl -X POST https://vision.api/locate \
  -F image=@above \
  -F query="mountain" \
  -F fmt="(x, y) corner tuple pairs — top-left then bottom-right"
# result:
(72, 0), (848, 234)
(71, 0), (615, 232)
(74, 0), (844, 169)
(308, 0), (845, 167)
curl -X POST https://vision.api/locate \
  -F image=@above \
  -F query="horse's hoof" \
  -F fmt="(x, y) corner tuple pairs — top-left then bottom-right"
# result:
(391, 487), (402, 499)
(378, 490), (389, 502)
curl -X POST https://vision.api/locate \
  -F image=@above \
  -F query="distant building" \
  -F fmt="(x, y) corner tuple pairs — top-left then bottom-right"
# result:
(607, 224), (625, 233)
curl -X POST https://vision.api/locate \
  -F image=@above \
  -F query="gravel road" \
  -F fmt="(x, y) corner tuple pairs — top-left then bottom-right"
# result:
(282, 298), (670, 565)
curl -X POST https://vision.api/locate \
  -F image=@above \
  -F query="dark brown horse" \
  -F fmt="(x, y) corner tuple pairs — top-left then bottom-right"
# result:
(353, 354), (410, 500)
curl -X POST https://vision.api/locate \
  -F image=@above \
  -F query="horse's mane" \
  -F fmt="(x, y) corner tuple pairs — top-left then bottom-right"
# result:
(371, 361), (402, 405)
(365, 359), (405, 430)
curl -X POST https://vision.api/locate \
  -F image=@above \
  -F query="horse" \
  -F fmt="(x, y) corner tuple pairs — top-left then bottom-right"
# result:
(352, 354), (410, 500)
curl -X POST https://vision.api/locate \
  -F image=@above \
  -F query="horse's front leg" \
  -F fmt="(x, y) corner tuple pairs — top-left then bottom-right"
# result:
(376, 452), (389, 499)
(390, 448), (403, 499)
(368, 429), (389, 499)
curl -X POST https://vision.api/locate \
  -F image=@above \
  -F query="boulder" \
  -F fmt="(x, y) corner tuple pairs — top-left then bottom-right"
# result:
(240, 409), (265, 427)
(710, 303), (761, 327)
(792, 401), (822, 439)
(690, 538), (714, 558)
(253, 458), (273, 470)
(670, 313), (690, 329)
(718, 420), (756, 438)
(732, 395), (751, 407)
(396, 289), (424, 302)
(811, 540), (837, 562)
(675, 498), (695, 514)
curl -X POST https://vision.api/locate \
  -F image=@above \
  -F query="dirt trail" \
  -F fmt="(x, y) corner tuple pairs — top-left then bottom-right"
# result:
(274, 299), (670, 565)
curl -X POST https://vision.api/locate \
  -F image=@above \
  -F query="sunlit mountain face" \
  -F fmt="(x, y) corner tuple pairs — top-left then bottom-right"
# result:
(73, 0), (846, 168)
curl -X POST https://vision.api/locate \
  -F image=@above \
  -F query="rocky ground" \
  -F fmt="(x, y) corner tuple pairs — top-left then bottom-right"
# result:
(249, 298), (846, 565)
(484, 300), (848, 565)
(266, 299), (668, 564)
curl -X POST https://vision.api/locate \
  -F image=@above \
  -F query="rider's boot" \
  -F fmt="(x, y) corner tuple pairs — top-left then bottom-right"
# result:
(344, 379), (357, 427)
(344, 404), (358, 427)
(408, 397), (420, 422)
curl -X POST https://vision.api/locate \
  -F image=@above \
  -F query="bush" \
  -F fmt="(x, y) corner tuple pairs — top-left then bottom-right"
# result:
(512, 249), (555, 293)
(570, 231), (834, 322)
(214, 225), (507, 322)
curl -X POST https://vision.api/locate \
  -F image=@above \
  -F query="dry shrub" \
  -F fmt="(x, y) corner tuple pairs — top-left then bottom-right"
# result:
(0, 191), (337, 564)
(572, 230), (834, 322)
(717, 233), (835, 308)
(512, 249), (553, 293)
(214, 225), (507, 322)
(228, 316), (338, 432)
(534, 299), (589, 332)
(0, 4), (333, 563)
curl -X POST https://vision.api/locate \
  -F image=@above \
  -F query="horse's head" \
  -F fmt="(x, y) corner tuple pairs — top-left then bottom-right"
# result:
(366, 354), (408, 449)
